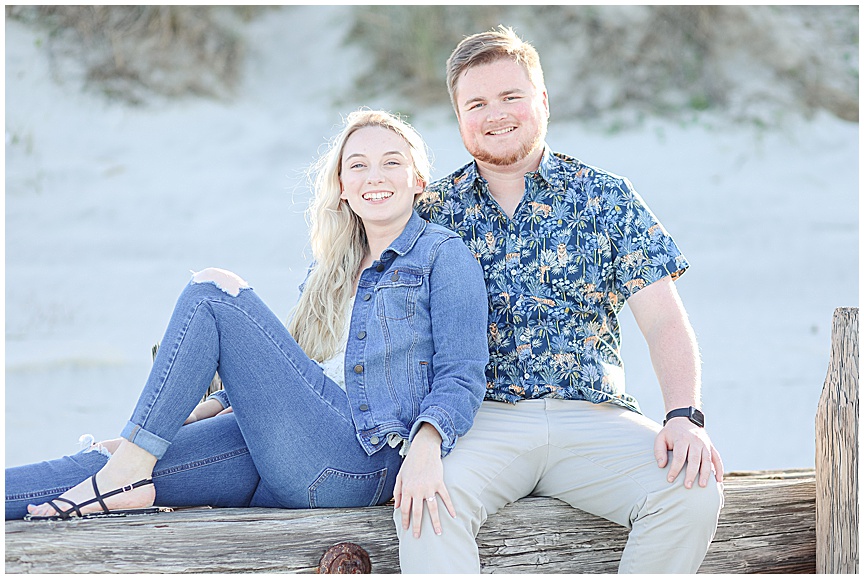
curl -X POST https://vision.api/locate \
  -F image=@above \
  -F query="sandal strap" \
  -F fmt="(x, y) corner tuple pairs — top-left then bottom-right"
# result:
(91, 476), (109, 513)
(47, 497), (82, 519)
(71, 477), (155, 514)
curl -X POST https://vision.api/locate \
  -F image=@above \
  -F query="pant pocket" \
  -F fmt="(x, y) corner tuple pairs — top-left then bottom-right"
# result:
(308, 467), (387, 508)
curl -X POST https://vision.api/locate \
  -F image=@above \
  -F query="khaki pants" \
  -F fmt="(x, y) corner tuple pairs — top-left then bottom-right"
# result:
(395, 399), (724, 573)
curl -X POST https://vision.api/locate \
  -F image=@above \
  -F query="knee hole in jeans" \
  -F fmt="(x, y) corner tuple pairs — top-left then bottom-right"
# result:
(191, 267), (250, 297)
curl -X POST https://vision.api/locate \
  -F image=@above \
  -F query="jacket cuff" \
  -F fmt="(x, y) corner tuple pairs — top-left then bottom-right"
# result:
(409, 411), (457, 457)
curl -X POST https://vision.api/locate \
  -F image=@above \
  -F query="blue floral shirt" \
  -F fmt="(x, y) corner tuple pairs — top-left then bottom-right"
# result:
(417, 147), (689, 413)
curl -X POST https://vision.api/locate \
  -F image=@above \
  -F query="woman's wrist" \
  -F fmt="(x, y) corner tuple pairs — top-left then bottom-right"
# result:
(412, 422), (443, 449)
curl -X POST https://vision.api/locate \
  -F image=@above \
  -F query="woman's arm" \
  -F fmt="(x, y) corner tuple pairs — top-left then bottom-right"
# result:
(395, 235), (488, 538)
(410, 236), (489, 456)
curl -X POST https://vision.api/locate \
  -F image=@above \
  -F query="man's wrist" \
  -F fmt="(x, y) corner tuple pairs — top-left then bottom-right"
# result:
(663, 406), (705, 427)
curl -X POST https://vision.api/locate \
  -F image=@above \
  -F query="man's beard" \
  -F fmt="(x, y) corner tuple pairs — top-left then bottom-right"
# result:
(462, 120), (546, 167)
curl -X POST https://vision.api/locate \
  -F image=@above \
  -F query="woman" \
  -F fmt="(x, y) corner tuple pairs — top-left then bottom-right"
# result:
(6, 110), (489, 537)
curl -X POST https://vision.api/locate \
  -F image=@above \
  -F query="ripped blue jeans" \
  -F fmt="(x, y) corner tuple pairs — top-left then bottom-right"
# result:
(5, 270), (401, 519)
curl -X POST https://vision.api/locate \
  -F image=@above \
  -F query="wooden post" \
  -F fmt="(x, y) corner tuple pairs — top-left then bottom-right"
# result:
(815, 307), (858, 573)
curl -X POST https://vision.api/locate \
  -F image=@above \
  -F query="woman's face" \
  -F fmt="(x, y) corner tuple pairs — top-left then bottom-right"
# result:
(339, 126), (423, 231)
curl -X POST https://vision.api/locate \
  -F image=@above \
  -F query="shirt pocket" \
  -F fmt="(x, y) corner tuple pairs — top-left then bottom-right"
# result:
(375, 269), (423, 320)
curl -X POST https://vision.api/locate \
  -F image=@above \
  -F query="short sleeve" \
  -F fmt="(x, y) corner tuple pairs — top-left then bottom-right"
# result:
(607, 177), (689, 301)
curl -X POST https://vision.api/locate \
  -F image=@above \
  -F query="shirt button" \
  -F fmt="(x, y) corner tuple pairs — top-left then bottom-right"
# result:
(357, 331), (366, 339)
(370, 436), (380, 445)
(376, 264), (385, 272)
(354, 364), (364, 373)
(524, 373), (530, 379)
(359, 404), (369, 411)
(363, 294), (371, 301)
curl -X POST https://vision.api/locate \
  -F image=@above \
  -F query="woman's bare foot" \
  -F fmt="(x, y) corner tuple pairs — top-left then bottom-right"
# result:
(28, 439), (158, 518)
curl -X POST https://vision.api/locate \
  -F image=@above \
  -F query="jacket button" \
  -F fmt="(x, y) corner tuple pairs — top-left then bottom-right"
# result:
(363, 293), (371, 301)
(359, 404), (368, 411)
(376, 264), (385, 272)
(357, 331), (366, 339)
(370, 436), (380, 445)
(354, 364), (363, 373)
(391, 272), (400, 282)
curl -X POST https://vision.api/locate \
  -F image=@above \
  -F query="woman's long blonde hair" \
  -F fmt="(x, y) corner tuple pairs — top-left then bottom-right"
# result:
(288, 109), (432, 362)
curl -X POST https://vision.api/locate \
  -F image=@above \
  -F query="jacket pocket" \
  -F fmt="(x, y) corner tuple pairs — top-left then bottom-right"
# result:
(308, 467), (388, 508)
(376, 269), (423, 320)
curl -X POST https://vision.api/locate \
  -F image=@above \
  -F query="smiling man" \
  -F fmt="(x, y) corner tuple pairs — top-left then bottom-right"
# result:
(394, 26), (725, 573)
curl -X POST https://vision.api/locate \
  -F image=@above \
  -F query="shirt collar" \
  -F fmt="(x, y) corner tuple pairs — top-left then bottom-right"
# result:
(534, 147), (567, 192)
(380, 210), (427, 259)
(462, 144), (566, 193)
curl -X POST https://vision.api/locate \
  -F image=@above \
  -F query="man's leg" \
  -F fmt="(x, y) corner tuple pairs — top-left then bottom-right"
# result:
(394, 400), (548, 573)
(536, 399), (723, 573)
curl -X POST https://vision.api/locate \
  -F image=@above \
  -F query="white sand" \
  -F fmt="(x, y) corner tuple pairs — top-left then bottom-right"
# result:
(5, 7), (859, 471)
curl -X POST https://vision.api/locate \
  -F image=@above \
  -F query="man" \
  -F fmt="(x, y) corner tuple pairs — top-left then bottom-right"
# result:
(393, 26), (724, 573)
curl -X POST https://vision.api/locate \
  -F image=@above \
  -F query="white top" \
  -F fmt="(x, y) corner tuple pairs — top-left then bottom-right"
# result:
(319, 297), (354, 393)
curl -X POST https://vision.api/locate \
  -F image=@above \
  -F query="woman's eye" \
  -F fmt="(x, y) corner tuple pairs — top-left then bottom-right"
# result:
(350, 163), (365, 169)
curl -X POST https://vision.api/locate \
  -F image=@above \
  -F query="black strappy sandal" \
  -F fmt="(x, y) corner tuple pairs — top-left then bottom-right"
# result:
(25, 475), (160, 521)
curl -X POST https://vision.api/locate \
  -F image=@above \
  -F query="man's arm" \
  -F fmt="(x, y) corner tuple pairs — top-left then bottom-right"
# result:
(627, 275), (724, 488)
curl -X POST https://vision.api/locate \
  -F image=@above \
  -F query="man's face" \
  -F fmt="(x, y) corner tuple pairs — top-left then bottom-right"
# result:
(453, 58), (549, 168)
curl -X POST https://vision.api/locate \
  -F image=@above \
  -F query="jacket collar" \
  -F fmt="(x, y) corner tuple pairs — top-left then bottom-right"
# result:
(379, 210), (427, 259)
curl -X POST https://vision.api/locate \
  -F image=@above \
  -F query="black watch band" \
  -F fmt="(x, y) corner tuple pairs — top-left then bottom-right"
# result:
(663, 406), (705, 427)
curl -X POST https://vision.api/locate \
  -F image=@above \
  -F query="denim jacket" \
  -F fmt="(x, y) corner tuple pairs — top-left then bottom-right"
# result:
(213, 211), (489, 457)
(343, 211), (488, 456)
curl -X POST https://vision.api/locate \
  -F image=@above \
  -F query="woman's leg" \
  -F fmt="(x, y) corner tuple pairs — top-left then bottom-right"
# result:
(180, 271), (402, 508)
(7, 413), (261, 520)
(29, 269), (401, 516)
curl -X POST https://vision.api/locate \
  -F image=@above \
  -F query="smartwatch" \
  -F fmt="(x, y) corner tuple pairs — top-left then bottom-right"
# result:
(663, 406), (705, 427)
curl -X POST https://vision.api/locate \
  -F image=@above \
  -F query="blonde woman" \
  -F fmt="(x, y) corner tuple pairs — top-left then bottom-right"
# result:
(7, 110), (489, 536)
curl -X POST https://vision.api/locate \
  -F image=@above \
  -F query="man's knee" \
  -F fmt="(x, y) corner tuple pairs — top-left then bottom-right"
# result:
(670, 476), (724, 532)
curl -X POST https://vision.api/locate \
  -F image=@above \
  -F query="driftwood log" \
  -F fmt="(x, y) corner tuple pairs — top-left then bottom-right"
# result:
(815, 307), (858, 573)
(5, 469), (815, 574)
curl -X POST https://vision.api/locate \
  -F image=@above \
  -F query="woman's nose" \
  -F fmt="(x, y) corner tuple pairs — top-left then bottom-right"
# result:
(366, 168), (385, 183)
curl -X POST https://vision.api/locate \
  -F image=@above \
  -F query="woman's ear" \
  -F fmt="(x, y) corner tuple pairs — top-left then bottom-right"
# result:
(339, 181), (347, 201)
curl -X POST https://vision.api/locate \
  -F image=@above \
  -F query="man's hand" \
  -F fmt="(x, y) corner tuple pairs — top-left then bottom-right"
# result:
(655, 417), (724, 488)
(393, 423), (455, 538)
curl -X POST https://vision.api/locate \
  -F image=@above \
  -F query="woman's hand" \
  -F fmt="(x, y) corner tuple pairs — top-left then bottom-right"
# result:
(184, 399), (231, 424)
(393, 423), (455, 538)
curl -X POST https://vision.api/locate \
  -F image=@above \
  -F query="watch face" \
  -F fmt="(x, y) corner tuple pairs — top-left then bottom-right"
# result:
(690, 408), (705, 427)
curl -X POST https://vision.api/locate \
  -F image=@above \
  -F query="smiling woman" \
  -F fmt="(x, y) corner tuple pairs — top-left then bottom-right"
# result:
(339, 126), (425, 249)
(5, 110), (490, 536)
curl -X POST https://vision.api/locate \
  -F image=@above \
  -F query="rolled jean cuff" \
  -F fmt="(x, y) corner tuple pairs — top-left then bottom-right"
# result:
(207, 389), (230, 410)
(120, 421), (171, 459)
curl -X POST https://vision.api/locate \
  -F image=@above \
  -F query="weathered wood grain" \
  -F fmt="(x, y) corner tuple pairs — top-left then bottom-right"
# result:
(5, 470), (815, 574)
(815, 307), (858, 574)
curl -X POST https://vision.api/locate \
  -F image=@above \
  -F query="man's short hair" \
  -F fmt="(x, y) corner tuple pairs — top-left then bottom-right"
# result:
(446, 25), (545, 109)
